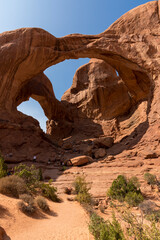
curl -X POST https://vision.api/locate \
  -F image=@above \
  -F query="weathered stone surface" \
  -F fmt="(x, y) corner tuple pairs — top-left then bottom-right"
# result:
(62, 59), (131, 120)
(0, 226), (8, 240)
(94, 148), (106, 159)
(68, 155), (93, 166)
(93, 137), (114, 148)
(0, 1), (160, 161)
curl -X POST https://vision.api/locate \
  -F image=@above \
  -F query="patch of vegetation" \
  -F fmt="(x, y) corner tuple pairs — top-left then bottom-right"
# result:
(73, 176), (92, 204)
(14, 164), (59, 202)
(40, 180), (59, 202)
(89, 212), (125, 240)
(18, 194), (36, 215)
(36, 196), (50, 212)
(0, 175), (27, 198)
(0, 153), (7, 178)
(122, 210), (160, 240)
(146, 210), (160, 223)
(107, 175), (143, 206)
(125, 191), (144, 207)
(89, 210), (160, 240)
(144, 173), (157, 188)
(14, 164), (41, 191)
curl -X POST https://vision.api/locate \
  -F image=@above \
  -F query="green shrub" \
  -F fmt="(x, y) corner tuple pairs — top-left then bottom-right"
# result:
(122, 210), (160, 240)
(0, 153), (7, 178)
(125, 192), (144, 207)
(40, 180), (59, 202)
(38, 168), (43, 181)
(107, 175), (127, 202)
(73, 176), (92, 204)
(0, 175), (27, 198)
(107, 175), (143, 206)
(36, 196), (50, 212)
(14, 164), (40, 191)
(89, 210), (160, 240)
(144, 173), (157, 187)
(75, 191), (92, 204)
(73, 176), (89, 194)
(89, 212), (125, 240)
(146, 210), (160, 223)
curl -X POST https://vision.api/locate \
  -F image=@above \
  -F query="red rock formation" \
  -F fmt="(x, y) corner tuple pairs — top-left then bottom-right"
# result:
(0, 1), (160, 161)
(62, 59), (132, 120)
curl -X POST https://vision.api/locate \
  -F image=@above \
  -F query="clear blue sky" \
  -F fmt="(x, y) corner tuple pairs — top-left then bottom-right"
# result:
(0, 0), (154, 131)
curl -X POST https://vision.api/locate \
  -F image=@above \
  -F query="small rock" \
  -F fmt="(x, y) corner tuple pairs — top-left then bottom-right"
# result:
(67, 197), (74, 201)
(94, 148), (106, 159)
(62, 142), (72, 150)
(107, 155), (115, 161)
(64, 187), (72, 195)
(94, 137), (114, 148)
(144, 152), (158, 159)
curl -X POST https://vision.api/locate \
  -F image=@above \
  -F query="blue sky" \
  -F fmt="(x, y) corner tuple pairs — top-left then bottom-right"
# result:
(0, 0), (154, 131)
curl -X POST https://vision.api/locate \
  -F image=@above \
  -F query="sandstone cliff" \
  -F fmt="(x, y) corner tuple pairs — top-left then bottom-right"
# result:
(0, 1), (160, 162)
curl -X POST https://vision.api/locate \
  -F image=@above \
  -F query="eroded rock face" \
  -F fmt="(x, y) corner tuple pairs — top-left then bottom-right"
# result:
(0, 1), (160, 161)
(62, 59), (132, 120)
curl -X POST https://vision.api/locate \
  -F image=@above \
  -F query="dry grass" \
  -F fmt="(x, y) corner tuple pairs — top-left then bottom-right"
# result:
(18, 194), (36, 215)
(36, 196), (50, 212)
(0, 175), (27, 198)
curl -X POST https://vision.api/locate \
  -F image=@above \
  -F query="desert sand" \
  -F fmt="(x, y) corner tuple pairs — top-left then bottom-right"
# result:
(0, 194), (93, 240)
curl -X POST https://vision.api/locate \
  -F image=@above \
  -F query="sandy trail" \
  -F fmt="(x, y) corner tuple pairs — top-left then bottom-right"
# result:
(0, 194), (94, 240)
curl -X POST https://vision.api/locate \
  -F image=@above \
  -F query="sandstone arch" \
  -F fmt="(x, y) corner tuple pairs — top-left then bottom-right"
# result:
(0, 1), (160, 161)
(15, 72), (70, 122)
(0, 1), (156, 114)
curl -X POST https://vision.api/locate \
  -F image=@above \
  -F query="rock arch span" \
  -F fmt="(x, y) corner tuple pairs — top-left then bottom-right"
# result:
(0, 1), (160, 161)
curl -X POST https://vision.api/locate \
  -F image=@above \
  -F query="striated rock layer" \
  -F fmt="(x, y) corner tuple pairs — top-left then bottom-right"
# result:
(0, 1), (160, 162)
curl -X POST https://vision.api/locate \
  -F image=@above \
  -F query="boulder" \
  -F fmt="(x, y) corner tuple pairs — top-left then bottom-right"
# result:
(67, 155), (93, 166)
(94, 148), (106, 159)
(94, 137), (114, 148)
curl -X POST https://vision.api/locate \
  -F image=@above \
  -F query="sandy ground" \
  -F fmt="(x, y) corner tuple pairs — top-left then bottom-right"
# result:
(0, 194), (94, 240)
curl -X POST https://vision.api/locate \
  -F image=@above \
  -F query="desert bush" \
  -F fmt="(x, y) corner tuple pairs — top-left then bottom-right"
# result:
(73, 176), (92, 204)
(122, 210), (160, 240)
(18, 200), (36, 214)
(125, 192), (144, 207)
(89, 210), (160, 240)
(38, 168), (43, 181)
(18, 193), (36, 214)
(73, 176), (90, 194)
(0, 175), (27, 198)
(144, 173), (157, 188)
(36, 196), (50, 212)
(89, 212), (125, 240)
(107, 175), (127, 202)
(20, 194), (34, 204)
(14, 164), (40, 191)
(0, 153), (7, 178)
(14, 164), (59, 202)
(75, 191), (92, 204)
(146, 210), (160, 223)
(40, 180), (59, 202)
(107, 175), (143, 206)
(139, 200), (158, 215)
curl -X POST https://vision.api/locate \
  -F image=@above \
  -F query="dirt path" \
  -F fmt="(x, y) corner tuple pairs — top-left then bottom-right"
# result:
(0, 194), (94, 240)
